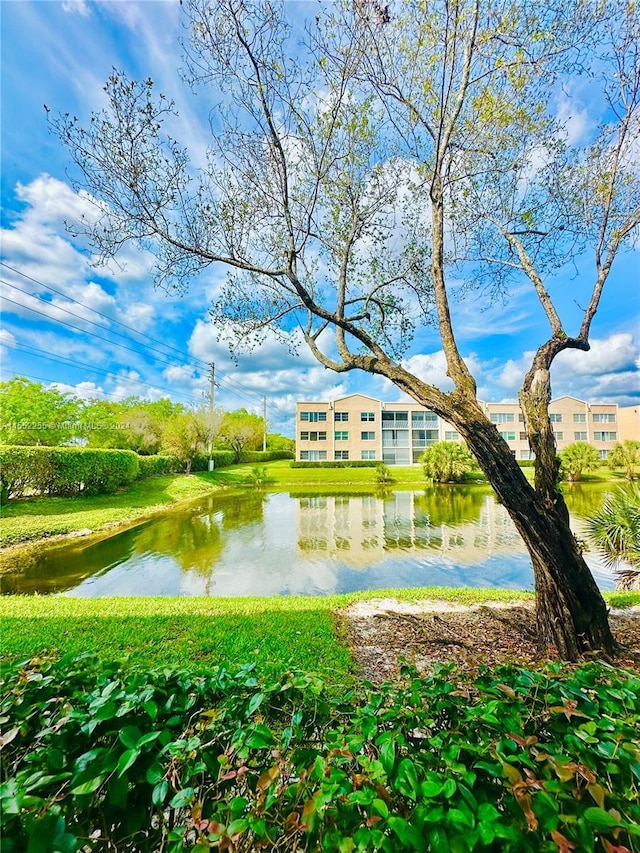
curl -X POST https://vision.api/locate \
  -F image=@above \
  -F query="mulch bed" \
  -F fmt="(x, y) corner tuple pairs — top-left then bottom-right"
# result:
(342, 599), (640, 682)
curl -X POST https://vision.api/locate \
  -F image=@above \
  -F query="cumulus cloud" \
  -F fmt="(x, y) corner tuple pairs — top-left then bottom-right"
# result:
(495, 333), (639, 406)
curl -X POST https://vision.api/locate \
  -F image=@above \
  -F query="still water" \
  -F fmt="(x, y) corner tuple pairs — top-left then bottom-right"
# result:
(1, 485), (619, 597)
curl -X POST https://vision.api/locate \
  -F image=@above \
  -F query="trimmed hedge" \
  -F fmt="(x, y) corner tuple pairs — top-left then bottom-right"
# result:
(291, 460), (379, 468)
(0, 446), (139, 499)
(136, 455), (182, 478)
(240, 450), (294, 463)
(190, 450), (237, 471)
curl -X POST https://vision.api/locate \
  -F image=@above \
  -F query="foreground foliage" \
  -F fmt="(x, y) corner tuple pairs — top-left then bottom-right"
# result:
(2, 654), (639, 852)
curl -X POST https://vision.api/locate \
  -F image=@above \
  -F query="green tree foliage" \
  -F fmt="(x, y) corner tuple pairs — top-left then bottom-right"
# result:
(76, 399), (130, 448)
(559, 442), (601, 482)
(421, 442), (476, 483)
(266, 433), (295, 453)
(218, 408), (264, 463)
(160, 408), (211, 473)
(0, 377), (80, 446)
(608, 440), (640, 480)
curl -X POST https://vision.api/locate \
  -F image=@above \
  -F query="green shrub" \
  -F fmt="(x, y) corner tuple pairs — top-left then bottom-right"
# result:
(0, 446), (139, 498)
(291, 460), (379, 468)
(2, 655), (638, 853)
(136, 454), (181, 478)
(191, 450), (236, 471)
(239, 450), (294, 463)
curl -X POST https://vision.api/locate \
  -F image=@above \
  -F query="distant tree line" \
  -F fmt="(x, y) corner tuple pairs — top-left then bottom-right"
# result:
(0, 377), (294, 469)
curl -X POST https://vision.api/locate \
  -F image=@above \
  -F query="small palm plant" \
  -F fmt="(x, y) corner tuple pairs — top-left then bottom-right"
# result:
(585, 485), (640, 589)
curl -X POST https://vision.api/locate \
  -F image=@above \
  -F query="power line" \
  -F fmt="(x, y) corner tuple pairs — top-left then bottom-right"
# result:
(0, 261), (211, 370)
(1, 281), (197, 374)
(2, 342), (204, 406)
(1, 264), (277, 410)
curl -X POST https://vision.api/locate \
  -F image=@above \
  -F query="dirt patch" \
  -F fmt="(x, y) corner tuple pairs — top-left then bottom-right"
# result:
(342, 598), (640, 682)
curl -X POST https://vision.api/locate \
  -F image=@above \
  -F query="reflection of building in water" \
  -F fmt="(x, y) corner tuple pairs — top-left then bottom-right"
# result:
(296, 492), (524, 568)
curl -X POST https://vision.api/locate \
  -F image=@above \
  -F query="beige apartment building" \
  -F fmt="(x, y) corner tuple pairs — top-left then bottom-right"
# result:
(296, 394), (639, 465)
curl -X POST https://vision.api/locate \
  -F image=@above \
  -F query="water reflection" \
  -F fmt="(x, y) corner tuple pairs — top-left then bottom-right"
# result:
(0, 485), (618, 597)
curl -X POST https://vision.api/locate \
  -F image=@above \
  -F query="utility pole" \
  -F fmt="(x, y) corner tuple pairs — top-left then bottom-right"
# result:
(262, 395), (267, 453)
(208, 362), (215, 472)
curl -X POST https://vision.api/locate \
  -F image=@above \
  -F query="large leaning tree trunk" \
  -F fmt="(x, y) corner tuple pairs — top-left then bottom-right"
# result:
(49, 0), (639, 659)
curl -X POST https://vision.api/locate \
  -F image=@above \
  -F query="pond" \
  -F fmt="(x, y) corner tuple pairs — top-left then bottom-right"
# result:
(1, 484), (620, 597)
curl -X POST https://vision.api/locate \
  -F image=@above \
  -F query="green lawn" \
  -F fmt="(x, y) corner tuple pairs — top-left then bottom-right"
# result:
(2, 590), (637, 685)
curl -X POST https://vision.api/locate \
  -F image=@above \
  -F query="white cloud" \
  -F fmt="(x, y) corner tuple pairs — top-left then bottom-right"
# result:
(494, 333), (640, 406)
(0, 329), (17, 359)
(555, 91), (592, 146)
(61, 0), (90, 17)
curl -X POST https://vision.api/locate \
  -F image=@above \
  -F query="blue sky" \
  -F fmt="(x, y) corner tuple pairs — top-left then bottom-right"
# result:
(1, 0), (638, 437)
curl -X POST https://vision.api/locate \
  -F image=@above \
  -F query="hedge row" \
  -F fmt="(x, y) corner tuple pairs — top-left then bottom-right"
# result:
(291, 460), (380, 469)
(0, 446), (140, 499)
(240, 450), (294, 463)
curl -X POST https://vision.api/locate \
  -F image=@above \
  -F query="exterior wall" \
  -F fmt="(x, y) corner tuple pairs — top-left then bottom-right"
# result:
(619, 406), (640, 442)
(296, 394), (629, 464)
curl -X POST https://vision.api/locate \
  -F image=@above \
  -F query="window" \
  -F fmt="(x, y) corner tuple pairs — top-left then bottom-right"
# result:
(553, 431), (564, 441)
(334, 450), (349, 460)
(361, 450), (376, 460)
(594, 431), (617, 442)
(500, 431), (516, 442)
(334, 412), (349, 422)
(382, 429), (409, 447)
(574, 431), (587, 441)
(382, 411), (408, 424)
(361, 412), (375, 422)
(335, 431), (349, 441)
(599, 449), (609, 460)
(519, 432), (528, 441)
(412, 411), (437, 425)
(520, 450), (534, 460)
(549, 413), (563, 423)
(361, 431), (375, 441)
(300, 411), (326, 422)
(300, 451), (327, 460)
(573, 413), (586, 423)
(593, 413), (616, 423)
(490, 412), (515, 424)
(444, 430), (460, 441)
(300, 431), (327, 441)
(518, 413), (525, 422)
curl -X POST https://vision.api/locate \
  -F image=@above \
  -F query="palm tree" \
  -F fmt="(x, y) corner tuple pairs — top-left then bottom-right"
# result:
(585, 486), (640, 589)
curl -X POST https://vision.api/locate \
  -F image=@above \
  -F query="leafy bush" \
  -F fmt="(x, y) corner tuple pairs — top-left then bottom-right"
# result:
(421, 442), (476, 483)
(239, 450), (294, 463)
(136, 454), (182, 478)
(559, 442), (600, 482)
(2, 655), (638, 853)
(190, 450), (237, 471)
(0, 446), (139, 498)
(291, 460), (379, 468)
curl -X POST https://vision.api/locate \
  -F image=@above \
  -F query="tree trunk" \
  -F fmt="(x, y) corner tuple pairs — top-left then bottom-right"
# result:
(455, 402), (618, 660)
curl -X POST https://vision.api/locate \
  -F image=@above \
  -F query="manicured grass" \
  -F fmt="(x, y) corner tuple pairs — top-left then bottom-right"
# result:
(0, 472), (223, 549)
(1, 590), (637, 682)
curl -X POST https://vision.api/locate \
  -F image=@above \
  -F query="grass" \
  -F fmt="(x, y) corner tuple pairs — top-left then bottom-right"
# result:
(1, 589), (637, 684)
(0, 472), (223, 549)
